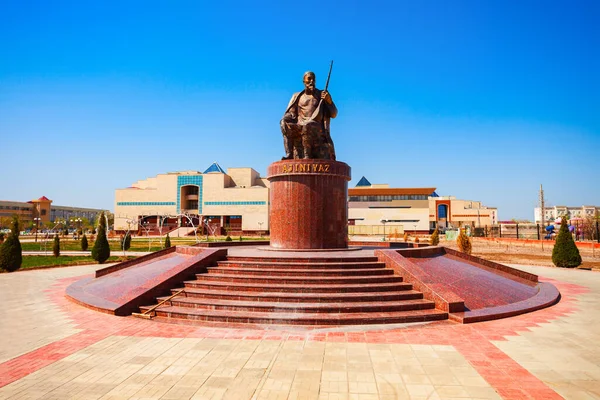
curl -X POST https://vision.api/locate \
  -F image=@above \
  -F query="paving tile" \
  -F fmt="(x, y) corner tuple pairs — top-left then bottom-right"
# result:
(1, 263), (599, 400)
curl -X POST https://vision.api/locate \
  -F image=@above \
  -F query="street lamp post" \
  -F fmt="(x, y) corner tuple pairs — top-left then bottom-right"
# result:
(381, 219), (387, 241)
(34, 217), (41, 242)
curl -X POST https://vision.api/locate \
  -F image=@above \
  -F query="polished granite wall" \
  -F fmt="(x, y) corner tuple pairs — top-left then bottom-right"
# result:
(267, 160), (351, 249)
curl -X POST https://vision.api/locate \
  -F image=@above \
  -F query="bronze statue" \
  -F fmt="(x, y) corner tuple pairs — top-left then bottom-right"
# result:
(280, 65), (337, 160)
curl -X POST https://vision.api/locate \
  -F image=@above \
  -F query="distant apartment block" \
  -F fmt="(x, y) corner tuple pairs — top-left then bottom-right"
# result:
(534, 205), (599, 223)
(0, 196), (105, 226)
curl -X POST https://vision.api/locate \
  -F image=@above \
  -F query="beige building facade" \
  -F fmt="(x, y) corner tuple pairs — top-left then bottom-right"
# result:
(431, 196), (498, 230)
(348, 182), (433, 235)
(348, 177), (497, 234)
(114, 163), (269, 235)
(115, 168), (498, 237)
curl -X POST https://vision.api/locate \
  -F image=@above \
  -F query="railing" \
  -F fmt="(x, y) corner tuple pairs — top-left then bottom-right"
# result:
(131, 289), (186, 319)
(349, 225), (405, 236)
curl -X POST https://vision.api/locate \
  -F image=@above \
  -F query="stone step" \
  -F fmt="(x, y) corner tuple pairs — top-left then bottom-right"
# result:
(225, 256), (379, 264)
(171, 287), (423, 303)
(183, 280), (412, 293)
(144, 306), (449, 325)
(192, 274), (403, 285)
(206, 266), (393, 277)
(153, 296), (435, 314)
(216, 260), (386, 270)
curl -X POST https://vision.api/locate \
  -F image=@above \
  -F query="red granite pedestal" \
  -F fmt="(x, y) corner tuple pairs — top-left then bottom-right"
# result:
(267, 159), (351, 250)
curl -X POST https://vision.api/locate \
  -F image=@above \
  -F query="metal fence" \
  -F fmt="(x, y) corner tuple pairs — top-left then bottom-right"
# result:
(469, 221), (600, 242)
(348, 225), (405, 236)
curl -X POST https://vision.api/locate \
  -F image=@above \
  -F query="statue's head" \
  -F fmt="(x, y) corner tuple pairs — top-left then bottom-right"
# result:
(303, 71), (316, 92)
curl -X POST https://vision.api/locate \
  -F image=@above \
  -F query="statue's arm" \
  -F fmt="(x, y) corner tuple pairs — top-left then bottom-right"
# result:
(320, 89), (337, 119)
(327, 100), (338, 119)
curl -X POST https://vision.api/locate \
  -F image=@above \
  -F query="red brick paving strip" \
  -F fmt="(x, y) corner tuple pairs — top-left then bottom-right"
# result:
(0, 275), (584, 399)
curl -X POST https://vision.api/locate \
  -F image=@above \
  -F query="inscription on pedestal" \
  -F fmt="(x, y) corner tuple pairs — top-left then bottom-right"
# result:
(280, 163), (331, 174)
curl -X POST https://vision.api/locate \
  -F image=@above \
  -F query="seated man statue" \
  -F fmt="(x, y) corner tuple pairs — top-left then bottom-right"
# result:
(280, 71), (338, 160)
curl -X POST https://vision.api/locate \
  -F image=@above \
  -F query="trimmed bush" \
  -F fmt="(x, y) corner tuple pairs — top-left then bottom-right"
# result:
(225, 236), (232, 242)
(457, 229), (472, 255)
(53, 234), (61, 257)
(403, 232), (409, 242)
(0, 215), (23, 272)
(552, 217), (582, 268)
(164, 233), (171, 248)
(91, 212), (110, 264)
(120, 232), (132, 251)
(81, 234), (88, 251)
(430, 228), (440, 246)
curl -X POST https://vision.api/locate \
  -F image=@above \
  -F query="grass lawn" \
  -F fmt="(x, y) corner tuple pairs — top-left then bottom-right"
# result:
(20, 239), (191, 252)
(21, 236), (269, 252)
(17, 255), (136, 270)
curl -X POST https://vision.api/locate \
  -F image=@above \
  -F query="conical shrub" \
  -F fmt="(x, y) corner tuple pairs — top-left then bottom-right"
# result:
(120, 232), (132, 251)
(164, 233), (171, 248)
(53, 234), (60, 257)
(81, 234), (88, 251)
(552, 216), (582, 268)
(91, 212), (110, 264)
(457, 228), (472, 255)
(0, 215), (22, 272)
(430, 228), (440, 246)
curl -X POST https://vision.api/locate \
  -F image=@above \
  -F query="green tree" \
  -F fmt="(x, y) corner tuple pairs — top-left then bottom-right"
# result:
(53, 234), (61, 257)
(457, 228), (472, 255)
(552, 216), (582, 268)
(0, 232), (4, 244)
(91, 211), (110, 264)
(94, 211), (114, 232)
(0, 216), (11, 230)
(164, 233), (171, 248)
(0, 215), (23, 272)
(81, 217), (91, 230)
(430, 228), (440, 246)
(121, 232), (132, 251)
(81, 234), (88, 251)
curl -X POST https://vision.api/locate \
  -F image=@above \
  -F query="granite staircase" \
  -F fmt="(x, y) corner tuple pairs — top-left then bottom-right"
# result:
(138, 255), (448, 326)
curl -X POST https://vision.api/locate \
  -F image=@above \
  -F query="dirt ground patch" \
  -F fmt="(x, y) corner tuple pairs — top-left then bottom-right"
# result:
(441, 238), (600, 270)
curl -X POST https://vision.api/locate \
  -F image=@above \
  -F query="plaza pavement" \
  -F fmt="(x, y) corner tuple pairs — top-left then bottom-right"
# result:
(0, 261), (599, 399)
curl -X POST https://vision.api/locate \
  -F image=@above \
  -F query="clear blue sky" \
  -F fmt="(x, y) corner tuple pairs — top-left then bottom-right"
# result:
(1, 0), (598, 220)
